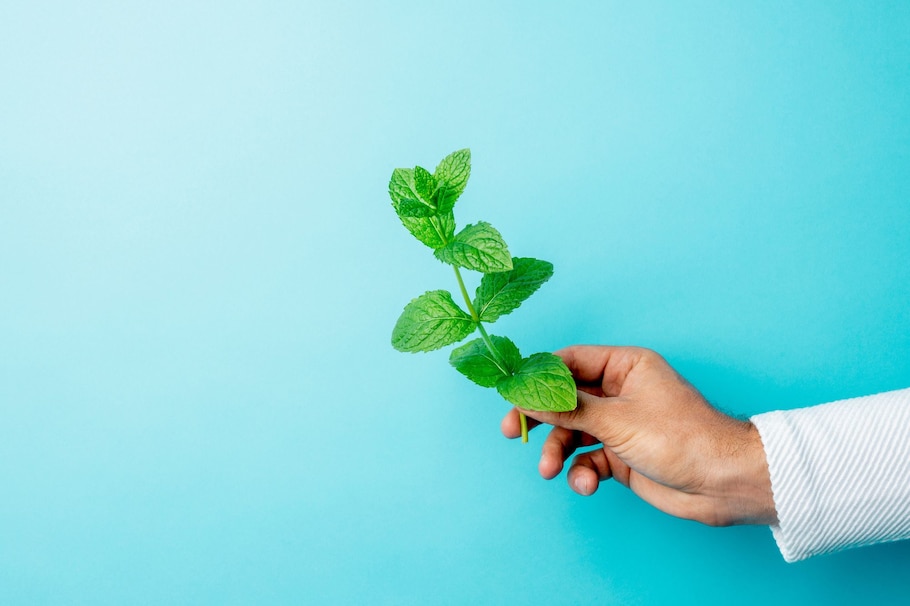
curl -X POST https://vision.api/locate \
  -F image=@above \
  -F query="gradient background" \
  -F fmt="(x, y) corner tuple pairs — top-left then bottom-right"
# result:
(2, 2), (910, 604)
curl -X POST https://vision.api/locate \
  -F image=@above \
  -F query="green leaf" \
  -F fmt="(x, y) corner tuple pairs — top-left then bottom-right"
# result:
(388, 167), (416, 207)
(496, 353), (577, 412)
(435, 211), (456, 243)
(449, 335), (522, 387)
(398, 216), (450, 248)
(413, 166), (438, 205)
(397, 198), (436, 218)
(391, 290), (476, 353)
(389, 167), (431, 213)
(434, 149), (471, 213)
(474, 257), (554, 322)
(434, 222), (513, 273)
(389, 167), (444, 243)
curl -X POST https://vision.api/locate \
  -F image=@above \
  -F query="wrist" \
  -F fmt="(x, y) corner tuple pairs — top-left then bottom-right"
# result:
(710, 420), (778, 526)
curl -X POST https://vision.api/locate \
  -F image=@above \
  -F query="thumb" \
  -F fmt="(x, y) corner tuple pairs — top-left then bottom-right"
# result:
(519, 390), (623, 437)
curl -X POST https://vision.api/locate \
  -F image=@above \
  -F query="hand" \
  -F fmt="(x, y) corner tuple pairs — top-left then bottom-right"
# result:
(501, 346), (777, 526)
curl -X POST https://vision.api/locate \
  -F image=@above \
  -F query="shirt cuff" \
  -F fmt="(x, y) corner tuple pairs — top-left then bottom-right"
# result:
(751, 388), (910, 562)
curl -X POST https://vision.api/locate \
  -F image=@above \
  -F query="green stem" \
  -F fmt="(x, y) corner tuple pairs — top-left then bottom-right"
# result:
(452, 265), (479, 321)
(429, 216), (448, 250)
(452, 264), (528, 443)
(475, 321), (501, 361)
(427, 211), (528, 440)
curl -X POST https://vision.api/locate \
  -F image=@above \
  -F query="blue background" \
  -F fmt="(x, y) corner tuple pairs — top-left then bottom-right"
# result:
(2, 1), (909, 604)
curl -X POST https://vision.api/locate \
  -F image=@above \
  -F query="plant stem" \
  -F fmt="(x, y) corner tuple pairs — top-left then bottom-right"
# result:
(474, 321), (500, 361)
(452, 265), (479, 321)
(451, 265), (529, 443)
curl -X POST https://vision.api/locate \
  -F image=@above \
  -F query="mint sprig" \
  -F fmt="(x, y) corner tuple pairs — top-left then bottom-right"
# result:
(389, 148), (577, 442)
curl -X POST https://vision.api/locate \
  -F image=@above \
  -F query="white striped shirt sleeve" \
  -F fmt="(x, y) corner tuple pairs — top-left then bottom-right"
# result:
(751, 388), (910, 563)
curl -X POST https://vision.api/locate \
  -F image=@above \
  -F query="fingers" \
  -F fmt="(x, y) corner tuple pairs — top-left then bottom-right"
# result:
(556, 345), (648, 397)
(567, 448), (613, 496)
(503, 395), (618, 498)
(555, 345), (615, 383)
(578, 383), (605, 397)
(539, 425), (602, 482)
(518, 389), (614, 435)
(538, 426), (577, 479)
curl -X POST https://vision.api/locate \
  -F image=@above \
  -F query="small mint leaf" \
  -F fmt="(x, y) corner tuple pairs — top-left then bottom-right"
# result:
(496, 353), (577, 412)
(413, 166), (438, 206)
(475, 257), (554, 322)
(436, 183), (458, 214)
(388, 168), (417, 207)
(489, 335), (523, 373)
(389, 167), (442, 242)
(434, 222), (513, 273)
(434, 149), (471, 213)
(449, 335), (522, 387)
(391, 290), (476, 353)
(436, 210), (457, 243)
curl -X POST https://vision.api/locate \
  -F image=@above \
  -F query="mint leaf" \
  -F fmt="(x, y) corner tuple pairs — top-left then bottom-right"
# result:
(434, 149), (471, 213)
(434, 222), (513, 273)
(449, 335), (522, 387)
(391, 290), (475, 353)
(434, 149), (471, 191)
(389, 167), (448, 245)
(474, 257), (554, 322)
(398, 215), (451, 248)
(388, 167), (417, 207)
(435, 211), (457, 243)
(496, 353), (577, 412)
(397, 198), (436, 218)
(413, 166), (438, 206)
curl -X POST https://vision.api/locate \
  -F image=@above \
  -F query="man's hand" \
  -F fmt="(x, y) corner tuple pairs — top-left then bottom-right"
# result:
(501, 346), (777, 526)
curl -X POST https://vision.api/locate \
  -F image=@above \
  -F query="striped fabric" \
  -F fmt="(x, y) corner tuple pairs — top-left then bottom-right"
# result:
(751, 388), (910, 562)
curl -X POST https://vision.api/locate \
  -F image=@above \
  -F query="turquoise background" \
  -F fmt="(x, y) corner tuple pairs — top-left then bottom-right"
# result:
(2, 1), (909, 604)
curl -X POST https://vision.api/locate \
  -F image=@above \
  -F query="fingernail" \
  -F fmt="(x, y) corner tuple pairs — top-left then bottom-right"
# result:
(574, 475), (589, 494)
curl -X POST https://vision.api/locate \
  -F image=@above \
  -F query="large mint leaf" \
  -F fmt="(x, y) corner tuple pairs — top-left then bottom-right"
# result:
(391, 290), (475, 353)
(449, 335), (522, 387)
(434, 222), (512, 273)
(496, 353), (577, 412)
(474, 257), (554, 322)
(434, 148), (471, 213)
